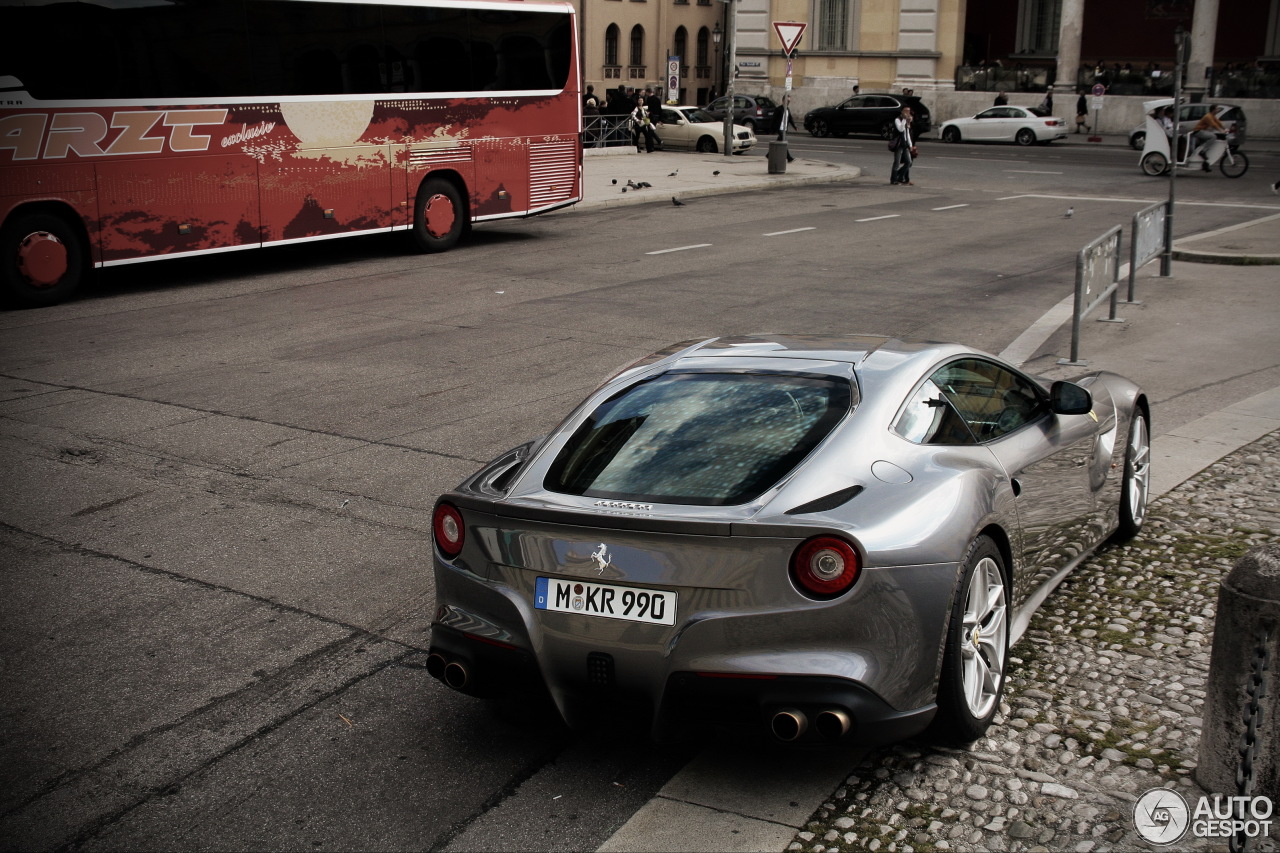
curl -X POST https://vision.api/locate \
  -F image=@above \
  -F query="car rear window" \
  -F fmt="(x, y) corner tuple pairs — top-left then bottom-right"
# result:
(545, 371), (853, 505)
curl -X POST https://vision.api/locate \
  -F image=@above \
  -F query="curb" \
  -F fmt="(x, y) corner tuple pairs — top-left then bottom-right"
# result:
(1171, 211), (1280, 266)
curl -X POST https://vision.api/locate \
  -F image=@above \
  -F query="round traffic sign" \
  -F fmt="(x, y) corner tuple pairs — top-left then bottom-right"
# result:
(1091, 83), (1106, 96)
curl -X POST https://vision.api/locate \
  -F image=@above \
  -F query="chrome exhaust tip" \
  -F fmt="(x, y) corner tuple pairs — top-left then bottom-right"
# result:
(443, 660), (470, 690)
(815, 708), (852, 741)
(426, 653), (447, 680)
(771, 708), (808, 741)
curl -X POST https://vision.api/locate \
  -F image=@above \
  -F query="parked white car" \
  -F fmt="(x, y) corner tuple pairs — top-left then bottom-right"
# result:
(940, 106), (1068, 146)
(655, 106), (756, 154)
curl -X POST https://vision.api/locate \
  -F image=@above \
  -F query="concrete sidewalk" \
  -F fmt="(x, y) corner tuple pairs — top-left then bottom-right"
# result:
(578, 146), (1280, 853)
(578, 145), (860, 210)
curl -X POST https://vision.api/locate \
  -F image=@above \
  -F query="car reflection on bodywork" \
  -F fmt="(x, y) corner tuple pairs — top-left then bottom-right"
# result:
(427, 335), (1150, 747)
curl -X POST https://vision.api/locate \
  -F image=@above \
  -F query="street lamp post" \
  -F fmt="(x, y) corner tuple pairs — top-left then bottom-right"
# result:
(719, 0), (736, 156)
(1161, 25), (1189, 276)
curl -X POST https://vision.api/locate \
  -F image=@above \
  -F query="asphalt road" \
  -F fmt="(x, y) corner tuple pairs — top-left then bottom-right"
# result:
(1, 140), (1277, 851)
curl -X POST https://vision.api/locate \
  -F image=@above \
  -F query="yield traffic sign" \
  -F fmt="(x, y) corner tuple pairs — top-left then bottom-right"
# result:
(773, 21), (806, 56)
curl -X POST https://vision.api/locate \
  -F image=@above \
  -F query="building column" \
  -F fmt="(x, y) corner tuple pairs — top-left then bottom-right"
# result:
(1186, 0), (1220, 98)
(1052, 0), (1084, 92)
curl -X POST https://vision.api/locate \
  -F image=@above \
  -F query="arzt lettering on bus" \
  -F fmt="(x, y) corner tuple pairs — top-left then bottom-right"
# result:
(0, 109), (228, 161)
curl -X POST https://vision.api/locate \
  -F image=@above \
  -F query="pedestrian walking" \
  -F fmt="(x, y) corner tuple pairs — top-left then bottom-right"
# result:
(1075, 91), (1089, 132)
(993, 90), (1008, 106)
(630, 100), (658, 153)
(890, 107), (916, 186)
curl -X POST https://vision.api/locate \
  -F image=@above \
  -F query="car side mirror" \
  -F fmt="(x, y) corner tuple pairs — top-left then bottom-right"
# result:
(1050, 381), (1092, 415)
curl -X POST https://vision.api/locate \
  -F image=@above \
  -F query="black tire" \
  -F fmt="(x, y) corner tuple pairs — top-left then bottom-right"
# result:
(942, 126), (961, 143)
(742, 119), (756, 132)
(1140, 152), (1169, 176)
(1219, 149), (1249, 178)
(1, 211), (86, 308)
(880, 122), (895, 141)
(813, 120), (830, 138)
(1130, 131), (1146, 151)
(1015, 128), (1036, 146)
(931, 536), (1009, 744)
(696, 135), (717, 153)
(411, 178), (465, 253)
(1115, 410), (1151, 539)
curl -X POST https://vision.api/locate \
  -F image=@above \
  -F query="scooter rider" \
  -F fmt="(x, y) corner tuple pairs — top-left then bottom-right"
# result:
(1189, 107), (1226, 171)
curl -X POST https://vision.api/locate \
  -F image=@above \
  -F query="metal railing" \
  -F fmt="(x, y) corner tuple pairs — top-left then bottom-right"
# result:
(1058, 224), (1124, 367)
(953, 65), (1053, 93)
(582, 115), (637, 149)
(1127, 201), (1169, 303)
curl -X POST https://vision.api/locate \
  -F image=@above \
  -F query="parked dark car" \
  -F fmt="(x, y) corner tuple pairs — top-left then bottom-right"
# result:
(703, 94), (778, 133)
(805, 94), (932, 139)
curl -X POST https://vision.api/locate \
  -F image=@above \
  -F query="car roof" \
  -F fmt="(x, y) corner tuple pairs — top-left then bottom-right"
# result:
(654, 334), (972, 373)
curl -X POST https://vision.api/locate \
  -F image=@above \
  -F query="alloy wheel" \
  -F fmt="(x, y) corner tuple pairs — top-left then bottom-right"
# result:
(960, 556), (1008, 719)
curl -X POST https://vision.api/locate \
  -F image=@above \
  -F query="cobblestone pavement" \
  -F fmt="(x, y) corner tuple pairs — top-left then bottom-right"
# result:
(789, 430), (1280, 853)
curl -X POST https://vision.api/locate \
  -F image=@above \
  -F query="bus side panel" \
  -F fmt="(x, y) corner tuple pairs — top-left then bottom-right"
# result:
(259, 144), (397, 244)
(470, 139), (527, 219)
(96, 155), (260, 263)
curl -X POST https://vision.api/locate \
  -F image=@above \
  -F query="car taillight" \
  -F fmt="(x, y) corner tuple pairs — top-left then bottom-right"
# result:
(433, 502), (465, 558)
(791, 535), (860, 598)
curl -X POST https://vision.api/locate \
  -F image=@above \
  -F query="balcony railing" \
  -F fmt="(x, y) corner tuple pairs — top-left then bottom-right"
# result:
(953, 65), (1052, 93)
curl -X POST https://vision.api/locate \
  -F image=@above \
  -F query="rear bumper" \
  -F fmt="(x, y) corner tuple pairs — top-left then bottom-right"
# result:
(656, 672), (936, 745)
(425, 623), (935, 745)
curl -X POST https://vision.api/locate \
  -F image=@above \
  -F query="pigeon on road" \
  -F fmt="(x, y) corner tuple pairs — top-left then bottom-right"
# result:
(672, 197), (686, 206)
(1064, 207), (1074, 218)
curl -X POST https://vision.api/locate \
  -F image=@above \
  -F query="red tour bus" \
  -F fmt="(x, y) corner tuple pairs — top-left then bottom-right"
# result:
(0, 0), (582, 307)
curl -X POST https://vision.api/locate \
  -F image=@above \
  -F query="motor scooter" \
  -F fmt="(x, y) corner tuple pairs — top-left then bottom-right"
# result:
(1138, 100), (1249, 178)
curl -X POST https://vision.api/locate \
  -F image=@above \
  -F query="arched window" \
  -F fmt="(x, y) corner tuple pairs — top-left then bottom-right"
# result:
(674, 26), (687, 65)
(696, 27), (709, 67)
(605, 23), (620, 66)
(630, 25), (644, 67)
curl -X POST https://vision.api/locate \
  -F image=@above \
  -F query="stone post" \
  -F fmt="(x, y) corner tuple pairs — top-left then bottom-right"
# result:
(1186, 0), (1220, 99)
(1053, 0), (1085, 92)
(1197, 544), (1280, 802)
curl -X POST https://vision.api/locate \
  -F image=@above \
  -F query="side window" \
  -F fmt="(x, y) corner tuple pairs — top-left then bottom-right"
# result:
(930, 359), (1046, 442)
(894, 380), (975, 446)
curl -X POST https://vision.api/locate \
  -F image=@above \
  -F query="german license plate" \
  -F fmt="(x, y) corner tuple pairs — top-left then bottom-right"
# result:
(534, 577), (676, 626)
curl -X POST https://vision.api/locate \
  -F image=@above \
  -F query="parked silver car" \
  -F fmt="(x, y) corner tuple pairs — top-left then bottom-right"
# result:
(428, 335), (1150, 745)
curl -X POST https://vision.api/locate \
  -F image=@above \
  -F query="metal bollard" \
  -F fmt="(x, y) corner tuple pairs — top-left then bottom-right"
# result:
(1198, 544), (1280, 805)
(767, 140), (789, 174)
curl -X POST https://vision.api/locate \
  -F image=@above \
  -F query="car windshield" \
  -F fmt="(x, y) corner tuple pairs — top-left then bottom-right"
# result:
(546, 371), (853, 505)
(681, 108), (715, 123)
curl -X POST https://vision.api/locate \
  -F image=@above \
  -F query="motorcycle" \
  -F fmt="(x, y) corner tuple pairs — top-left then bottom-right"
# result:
(1139, 98), (1248, 178)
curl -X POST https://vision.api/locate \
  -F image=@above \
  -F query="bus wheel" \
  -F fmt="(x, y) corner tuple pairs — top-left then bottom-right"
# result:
(412, 178), (465, 253)
(1, 212), (86, 308)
